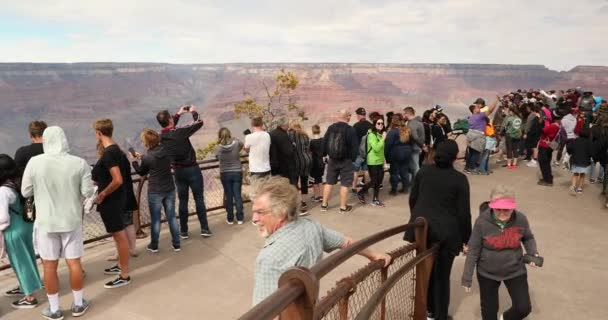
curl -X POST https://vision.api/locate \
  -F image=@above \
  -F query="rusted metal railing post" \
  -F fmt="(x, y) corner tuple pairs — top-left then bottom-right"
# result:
(278, 267), (318, 320)
(413, 217), (433, 320)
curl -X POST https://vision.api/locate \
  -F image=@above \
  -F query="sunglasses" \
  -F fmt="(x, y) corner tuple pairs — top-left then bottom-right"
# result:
(376, 122), (384, 125)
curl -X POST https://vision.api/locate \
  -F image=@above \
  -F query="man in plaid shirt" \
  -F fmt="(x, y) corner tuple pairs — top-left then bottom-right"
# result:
(251, 176), (391, 305)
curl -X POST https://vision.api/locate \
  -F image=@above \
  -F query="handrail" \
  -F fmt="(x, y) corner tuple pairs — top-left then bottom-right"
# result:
(239, 280), (305, 320)
(353, 243), (439, 320)
(310, 221), (422, 279)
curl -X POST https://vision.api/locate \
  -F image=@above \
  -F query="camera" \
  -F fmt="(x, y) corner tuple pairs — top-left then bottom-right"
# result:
(183, 105), (191, 112)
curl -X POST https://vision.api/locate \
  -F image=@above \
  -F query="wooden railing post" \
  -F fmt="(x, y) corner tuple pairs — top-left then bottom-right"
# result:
(413, 217), (434, 320)
(278, 267), (318, 320)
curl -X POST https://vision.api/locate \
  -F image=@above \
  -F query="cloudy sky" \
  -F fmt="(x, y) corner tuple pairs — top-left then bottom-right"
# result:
(0, 0), (606, 70)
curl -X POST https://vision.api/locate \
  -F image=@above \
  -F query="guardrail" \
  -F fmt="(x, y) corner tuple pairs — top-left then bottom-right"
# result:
(239, 217), (438, 320)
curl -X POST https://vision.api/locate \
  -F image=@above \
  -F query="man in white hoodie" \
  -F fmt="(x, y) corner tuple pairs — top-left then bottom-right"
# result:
(21, 126), (95, 320)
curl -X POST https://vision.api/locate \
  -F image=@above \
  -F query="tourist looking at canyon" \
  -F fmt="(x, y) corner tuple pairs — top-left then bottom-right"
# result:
(402, 107), (425, 175)
(352, 107), (372, 192)
(243, 117), (271, 184)
(156, 106), (211, 239)
(215, 127), (245, 225)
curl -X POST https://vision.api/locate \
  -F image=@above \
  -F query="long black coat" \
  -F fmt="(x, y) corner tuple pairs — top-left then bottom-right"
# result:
(269, 127), (295, 177)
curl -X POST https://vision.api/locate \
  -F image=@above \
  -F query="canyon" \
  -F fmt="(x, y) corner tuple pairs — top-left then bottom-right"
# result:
(1, 63), (608, 161)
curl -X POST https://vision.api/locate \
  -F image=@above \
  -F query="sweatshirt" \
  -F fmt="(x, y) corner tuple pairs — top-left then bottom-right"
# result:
(407, 116), (425, 149)
(365, 130), (385, 166)
(567, 137), (593, 167)
(160, 112), (204, 168)
(462, 209), (538, 287)
(132, 145), (175, 194)
(216, 139), (244, 173)
(21, 126), (95, 233)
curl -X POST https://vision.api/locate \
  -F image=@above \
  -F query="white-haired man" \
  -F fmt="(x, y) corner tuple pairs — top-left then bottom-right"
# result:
(251, 176), (391, 305)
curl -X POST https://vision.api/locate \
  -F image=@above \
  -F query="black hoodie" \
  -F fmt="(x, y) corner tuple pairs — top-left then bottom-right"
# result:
(132, 146), (175, 194)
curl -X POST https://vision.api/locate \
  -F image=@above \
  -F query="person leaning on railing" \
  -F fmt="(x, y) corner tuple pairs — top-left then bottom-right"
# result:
(214, 127), (245, 225)
(461, 185), (539, 320)
(250, 176), (391, 305)
(131, 129), (181, 253)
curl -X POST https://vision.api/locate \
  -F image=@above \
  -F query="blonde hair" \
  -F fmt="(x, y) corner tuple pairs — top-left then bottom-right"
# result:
(251, 176), (299, 222)
(218, 127), (232, 145)
(290, 120), (308, 138)
(93, 118), (113, 137)
(490, 185), (516, 200)
(394, 119), (411, 143)
(140, 129), (160, 149)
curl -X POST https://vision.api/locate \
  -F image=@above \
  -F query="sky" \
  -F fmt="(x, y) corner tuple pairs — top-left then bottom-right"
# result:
(0, 0), (606, 71)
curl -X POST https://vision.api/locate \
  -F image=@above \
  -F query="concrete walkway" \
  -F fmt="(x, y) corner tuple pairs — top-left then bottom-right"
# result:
(1, 161), (607, 319)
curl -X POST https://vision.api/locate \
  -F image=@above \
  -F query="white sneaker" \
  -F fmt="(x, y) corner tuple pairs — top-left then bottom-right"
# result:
(526, 160), (538, 167)
(499, 313), (504, 320)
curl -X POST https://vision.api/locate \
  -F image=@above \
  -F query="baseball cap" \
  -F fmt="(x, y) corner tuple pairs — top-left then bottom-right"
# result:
(355, 107), (366, 116)
(489, 197), (517, 210)
(474, 98), (486, 106)
(434, 105), (444, 113)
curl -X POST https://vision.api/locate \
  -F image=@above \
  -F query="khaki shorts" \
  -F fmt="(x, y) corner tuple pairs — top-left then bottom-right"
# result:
(35, 227), (84, 260)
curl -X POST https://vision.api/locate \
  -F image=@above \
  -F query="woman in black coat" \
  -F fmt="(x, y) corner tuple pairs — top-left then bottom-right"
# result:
(404, 139), (472, 320)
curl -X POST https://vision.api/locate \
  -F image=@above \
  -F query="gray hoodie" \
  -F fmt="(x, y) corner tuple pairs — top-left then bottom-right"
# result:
(407, 116), (425, 150)
(216, 139), (244, 173)
(21, 126), (94, 233)
(461, 209), (538, 287)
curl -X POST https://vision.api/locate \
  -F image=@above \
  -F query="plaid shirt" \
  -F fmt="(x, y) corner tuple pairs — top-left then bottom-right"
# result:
(252, 218), (345, 305)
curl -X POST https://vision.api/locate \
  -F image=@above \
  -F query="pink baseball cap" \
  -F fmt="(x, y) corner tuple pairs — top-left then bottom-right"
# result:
(489, 197), (517, 210)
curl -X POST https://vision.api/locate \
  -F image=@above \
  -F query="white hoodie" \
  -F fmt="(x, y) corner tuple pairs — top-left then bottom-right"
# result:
(21, 126), (94, 233)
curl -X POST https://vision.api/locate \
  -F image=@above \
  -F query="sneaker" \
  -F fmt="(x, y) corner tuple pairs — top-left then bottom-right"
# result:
(537, 180), (553, 187)
(180, 232), (189, 239)
(237, 220), (244, 225)
(320, 204), (328, 212)
(371, 199), (385, 207)
(576, 187), (583, 194)
(570, 186), (578, 196)
(104, 276), (131, 289)
(42, 307), (64, 320)
(172, 245), (181, 252)
(478, 171), (490, 175)
(356, 191), (366, 204)
(103, 265), (121, 275)
(200, 229), (213, 237)
(339, 205), (353, 214)
(11, 297), (38, 309)
(589, 179), (596, 184)
(146, 244), (159, 253)
(313, 196), (323, 203)
(299, 208), (309, 216)
(301, 201), (308, 210)
(526, 160), (538, 168)
(226, 219), (234, 225)
(71, 299), (90, 317)
(389, 190), (397, 196)
(4, 286), (23, 296)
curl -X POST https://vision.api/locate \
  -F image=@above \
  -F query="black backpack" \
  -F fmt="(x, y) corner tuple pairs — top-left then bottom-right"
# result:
(327, 125), (348, 160)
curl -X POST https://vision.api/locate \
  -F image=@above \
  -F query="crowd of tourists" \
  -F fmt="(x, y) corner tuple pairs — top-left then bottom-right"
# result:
(0, 86), (603, 319)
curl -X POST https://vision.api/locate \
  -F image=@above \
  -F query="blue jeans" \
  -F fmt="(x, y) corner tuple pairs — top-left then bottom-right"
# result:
(389, 160), (410, 192)
(174, 166), (209, 233)
(409, 148), (421, 178)
(148, 191), (180, 248)
(466, 147), (481, 170)
(220, 171), (244, 222)
(478, 149), (491, 173)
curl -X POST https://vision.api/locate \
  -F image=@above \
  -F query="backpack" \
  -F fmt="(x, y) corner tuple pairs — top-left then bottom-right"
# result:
(23, 197), (36, 222)
(358, 133), (370, 160)
(327, 125), (348, 160)
(453, 118), (470, 133)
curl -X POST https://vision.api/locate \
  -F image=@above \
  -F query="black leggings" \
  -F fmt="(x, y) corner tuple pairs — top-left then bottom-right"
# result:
(477, 273), (532, 320)
(360, 165), (383, 199)
(505, 137), (520, 160)
(297, 175), (309, 195)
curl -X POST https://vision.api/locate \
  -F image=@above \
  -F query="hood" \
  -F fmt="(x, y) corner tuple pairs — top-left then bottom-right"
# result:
(149, 145), (166, 159)
(43, 126), (70, 155)
(218, 139), (238, 152)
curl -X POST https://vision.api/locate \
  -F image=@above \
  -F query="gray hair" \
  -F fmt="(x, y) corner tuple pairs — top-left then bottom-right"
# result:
(251, 176), (299, 222)
(490, 184), (516, 201)
(338, 109), (351, 121)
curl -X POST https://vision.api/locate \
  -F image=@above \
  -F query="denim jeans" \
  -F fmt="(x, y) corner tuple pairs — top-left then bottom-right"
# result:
(409, 148), (421, 178)
(174, 165), (209, 233)
(148, 191), (180, 248)
(389, 160), (410, 192)
(220, 171), (244, 222)
(478, 149), (491, 173)
(466, 147), (481, 170)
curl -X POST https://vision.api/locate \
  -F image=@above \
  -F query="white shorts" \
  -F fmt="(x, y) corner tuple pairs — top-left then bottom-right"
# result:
(35, 227), (84, 260)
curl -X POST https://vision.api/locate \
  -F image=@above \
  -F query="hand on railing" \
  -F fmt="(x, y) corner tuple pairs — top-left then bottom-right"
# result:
(367, 252), (392, 267)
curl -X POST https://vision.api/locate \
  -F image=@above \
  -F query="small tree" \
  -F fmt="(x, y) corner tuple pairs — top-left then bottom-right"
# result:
(234, 68), (306, 130)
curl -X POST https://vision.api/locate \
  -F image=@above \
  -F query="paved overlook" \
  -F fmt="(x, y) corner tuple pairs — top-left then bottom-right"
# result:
(0, 159), (607, 319)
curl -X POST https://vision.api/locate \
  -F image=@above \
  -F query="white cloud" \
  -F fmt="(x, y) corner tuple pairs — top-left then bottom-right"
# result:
(0, 0), (606, 70)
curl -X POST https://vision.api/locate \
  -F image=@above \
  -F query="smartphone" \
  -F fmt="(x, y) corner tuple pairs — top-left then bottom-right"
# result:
(128, 147), (137, 157)
(523, 254), (544, 267)
(183, 105), (191, 111)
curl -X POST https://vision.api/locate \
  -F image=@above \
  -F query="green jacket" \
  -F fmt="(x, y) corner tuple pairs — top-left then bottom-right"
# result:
(366, 130), (385, 166)
(502, 115), (523, 139)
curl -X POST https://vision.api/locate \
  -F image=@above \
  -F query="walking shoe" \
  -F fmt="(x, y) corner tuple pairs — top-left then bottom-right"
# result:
(301, 201), (308, 210)
(200, 229), (213, 237)
(526, 160), (538, 167)
(589, 179), (596, 184)
(299, 209), (309, 216)
(103, 265), (121, 275)
(226, 219), (234, 225)
(237, 220), (244, 225)
(11, 297), (38, 309)
(389, 190), (397, 196)
(71, 299), (90, 317)
(172, 245), (181, 252)
(42, 307), (64, 320)
(356, 191), (366, 204)
(104, 276), (131, 289)
(338, 205), (353, 214)
(4, 286), (23, 296)
(570, 186), (578, 196)
(537, 180), (553, 187)
(180, 232), (189, 239)
(576, 187), (583, 194)
(312, 196), (323, 203)
(146, 244), (159, 253)
(371, 199), (385, 207)
(320, 204), (328, 212)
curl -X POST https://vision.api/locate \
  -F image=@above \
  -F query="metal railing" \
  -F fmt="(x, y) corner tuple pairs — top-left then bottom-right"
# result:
(239, 217), (438, 320)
